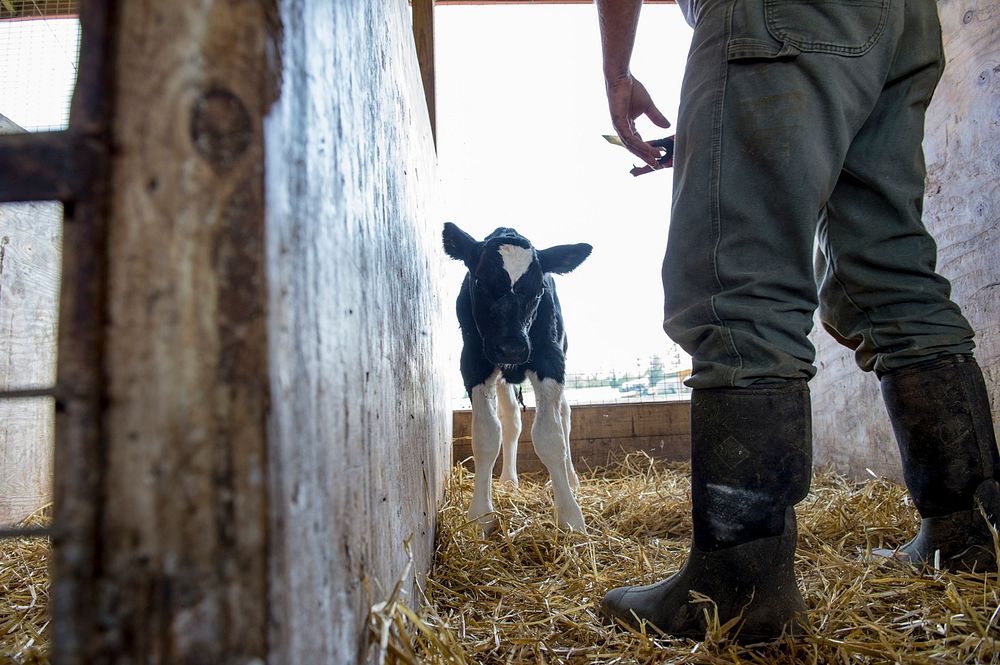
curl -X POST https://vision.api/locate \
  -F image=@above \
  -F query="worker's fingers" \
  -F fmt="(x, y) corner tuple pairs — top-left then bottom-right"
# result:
(613, 120), (661, 168)
(644, 103), (672, 129)
(630, 78), (672, 129)
(605, 74), (669, 169)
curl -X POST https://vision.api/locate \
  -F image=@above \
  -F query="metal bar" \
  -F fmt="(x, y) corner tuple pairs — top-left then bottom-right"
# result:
(0, 132), (79, 203)
(52, 1), (114, 663)
(0, 387), (57, 399)
(0, 526), (51, 539)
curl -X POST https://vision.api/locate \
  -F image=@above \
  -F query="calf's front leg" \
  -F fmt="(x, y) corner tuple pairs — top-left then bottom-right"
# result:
(469, 372), (502, 534)
(529, 372), (586, 533)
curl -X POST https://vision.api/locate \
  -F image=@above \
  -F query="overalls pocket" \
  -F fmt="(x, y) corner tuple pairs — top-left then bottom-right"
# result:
(765, 0), (890, 56)
(726, 0), (889, 60)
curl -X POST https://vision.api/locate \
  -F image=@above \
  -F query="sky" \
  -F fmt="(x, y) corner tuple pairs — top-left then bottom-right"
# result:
(435, 4), (694, 376)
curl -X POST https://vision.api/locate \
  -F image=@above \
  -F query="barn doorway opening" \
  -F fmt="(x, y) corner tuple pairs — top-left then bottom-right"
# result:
(433, 2), (693, 409)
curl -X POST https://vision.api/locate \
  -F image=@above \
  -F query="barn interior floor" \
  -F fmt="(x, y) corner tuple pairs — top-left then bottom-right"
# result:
(5, 457), (1000, 664)
(373, 454), (1000, 664)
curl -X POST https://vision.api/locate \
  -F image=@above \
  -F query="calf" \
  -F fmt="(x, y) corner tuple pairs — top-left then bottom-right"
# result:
(443, 222), (592, 534)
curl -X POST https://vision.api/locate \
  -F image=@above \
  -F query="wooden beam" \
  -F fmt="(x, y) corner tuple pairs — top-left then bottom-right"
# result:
(52, 1), (274, 661)
(453, 400), (692, 473)
(413, 0), (436, 144)
(0, 132), (79, 202)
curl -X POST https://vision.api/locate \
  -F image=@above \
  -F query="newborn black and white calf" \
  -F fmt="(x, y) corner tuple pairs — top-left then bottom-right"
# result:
(443, 223), (592, 533)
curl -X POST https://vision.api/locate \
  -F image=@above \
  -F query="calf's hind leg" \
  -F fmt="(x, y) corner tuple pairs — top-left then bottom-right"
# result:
(528, 371), (587, 533)
(560, 391), (580, 488)
(469, 372), (502, 534)
(497, 381), (522, 486)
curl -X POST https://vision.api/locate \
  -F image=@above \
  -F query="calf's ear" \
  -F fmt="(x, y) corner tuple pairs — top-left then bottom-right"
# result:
(539, 243), (592, 274)
(442, 222), (482, 268)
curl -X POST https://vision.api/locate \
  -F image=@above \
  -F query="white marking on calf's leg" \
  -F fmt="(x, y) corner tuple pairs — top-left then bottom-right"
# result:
(496, 380), (521, 486)
(560, 391), (580, 488)
(469, 371), (502, 534)
(528, 372), (586, 533)
(498, 244), (533, 286)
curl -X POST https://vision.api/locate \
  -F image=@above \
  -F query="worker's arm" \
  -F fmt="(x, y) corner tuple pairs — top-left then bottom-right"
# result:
(596, 0), (671, 169)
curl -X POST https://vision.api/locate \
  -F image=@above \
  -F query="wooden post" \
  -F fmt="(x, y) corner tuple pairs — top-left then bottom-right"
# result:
(54, 1), (276, 661)
(413, 0), (436, 144)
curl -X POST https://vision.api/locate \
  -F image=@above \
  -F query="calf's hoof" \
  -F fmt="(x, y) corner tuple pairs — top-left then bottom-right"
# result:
(467, 508), (498, 537)
(499, 471), (520, 487)
(557, 504), (587, 535)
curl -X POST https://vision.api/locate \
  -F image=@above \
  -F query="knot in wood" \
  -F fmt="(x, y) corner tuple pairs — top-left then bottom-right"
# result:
(190, 87), (252, 173)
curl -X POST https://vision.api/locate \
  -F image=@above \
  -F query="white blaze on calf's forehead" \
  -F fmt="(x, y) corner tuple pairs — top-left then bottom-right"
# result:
(498, 244), (533, 286)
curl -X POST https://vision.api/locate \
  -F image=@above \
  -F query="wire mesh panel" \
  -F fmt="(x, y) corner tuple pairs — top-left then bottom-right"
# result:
(0, 1), (80, 132)
(0, 3), (78, 660)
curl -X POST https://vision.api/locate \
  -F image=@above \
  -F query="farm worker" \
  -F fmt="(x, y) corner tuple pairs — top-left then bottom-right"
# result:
(595, 0), (1000, 641)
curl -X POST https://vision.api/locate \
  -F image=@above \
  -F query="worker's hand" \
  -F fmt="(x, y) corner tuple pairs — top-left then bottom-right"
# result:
(605, 74), (672, 169)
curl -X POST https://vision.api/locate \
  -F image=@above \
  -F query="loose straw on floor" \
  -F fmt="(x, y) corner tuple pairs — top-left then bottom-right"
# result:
(1, 505), (50, 665)
(371, 454), (1000, 664)
(4, 458), (999, 664)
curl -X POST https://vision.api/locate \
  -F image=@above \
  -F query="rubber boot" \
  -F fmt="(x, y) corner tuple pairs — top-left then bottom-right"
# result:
(875, 355), (1000, 571)
(601, 382), (812, 642)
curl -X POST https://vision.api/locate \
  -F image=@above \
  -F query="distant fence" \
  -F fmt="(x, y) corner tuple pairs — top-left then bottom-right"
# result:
(452, 399), (692, 473)
(450, 369), (692, 409)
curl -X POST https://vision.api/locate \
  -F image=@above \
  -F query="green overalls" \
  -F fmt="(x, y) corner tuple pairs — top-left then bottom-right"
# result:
(664, 0), (976, 388)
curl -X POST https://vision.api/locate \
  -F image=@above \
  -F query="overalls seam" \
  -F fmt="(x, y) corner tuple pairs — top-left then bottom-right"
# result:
(710, 0), (745, 386)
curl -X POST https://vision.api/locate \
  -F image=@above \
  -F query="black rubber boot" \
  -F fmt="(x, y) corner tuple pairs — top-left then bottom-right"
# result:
(875, 355), (1000, 571)
(601, 382), (812, 642)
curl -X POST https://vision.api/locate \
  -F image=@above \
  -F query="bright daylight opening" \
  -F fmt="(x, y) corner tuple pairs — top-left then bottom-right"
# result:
(437, 3), (694, 408)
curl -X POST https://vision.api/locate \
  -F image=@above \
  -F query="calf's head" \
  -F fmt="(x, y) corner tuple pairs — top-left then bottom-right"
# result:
(443, 223), (592, 367)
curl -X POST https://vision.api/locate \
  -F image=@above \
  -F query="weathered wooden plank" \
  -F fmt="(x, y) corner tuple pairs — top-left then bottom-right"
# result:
(453, 401), (691, 474)
(63, 1), (276, 661)
(265, 1), (447, 663)
(0, 163), (61, 525)
(453, 400), (691, 444)
(454, 433), (690, 474)
(0, 131), (79, 203)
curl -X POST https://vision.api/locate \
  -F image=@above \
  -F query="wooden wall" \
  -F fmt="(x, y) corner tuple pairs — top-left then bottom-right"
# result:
(810, 0), (1000, 480)
(0, 116), (60, 525)
(0, 115), (62, 526)
(55, 0), (447, 663)
(453, 401), (691, 474)
(0, 203), (58, 527)
(264, 2), (449, 664)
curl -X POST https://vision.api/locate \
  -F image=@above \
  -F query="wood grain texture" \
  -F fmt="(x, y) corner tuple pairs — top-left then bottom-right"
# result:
(810, 1), (1000, 481)
(265, 1), (448, 662)
(0, 121), (60, 524)
(90, 1), (278, 661)
(453, 401), (691, 473)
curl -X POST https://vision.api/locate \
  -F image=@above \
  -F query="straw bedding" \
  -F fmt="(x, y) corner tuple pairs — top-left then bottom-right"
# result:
(3, 459), (999, 664)
(371, 454), (1000, 664)
(0, 505), (50, 665)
